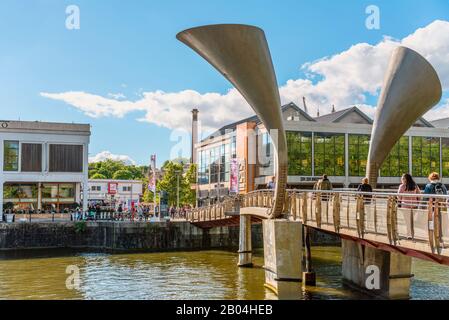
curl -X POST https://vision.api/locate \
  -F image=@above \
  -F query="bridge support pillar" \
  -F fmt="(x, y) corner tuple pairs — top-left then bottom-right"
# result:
(341, 239), (413, 299)
(238, 215), (253, 267)
(263, 219), (303, 299)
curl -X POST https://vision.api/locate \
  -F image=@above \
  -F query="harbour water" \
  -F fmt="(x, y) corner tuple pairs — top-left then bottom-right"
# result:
(0, 247), (448, 300)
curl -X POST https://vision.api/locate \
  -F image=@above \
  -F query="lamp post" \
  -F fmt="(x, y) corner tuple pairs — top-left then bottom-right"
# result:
(175, 169), (182, 209)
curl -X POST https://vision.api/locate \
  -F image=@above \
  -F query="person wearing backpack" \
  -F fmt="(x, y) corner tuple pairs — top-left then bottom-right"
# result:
(424, 172), (447, 195)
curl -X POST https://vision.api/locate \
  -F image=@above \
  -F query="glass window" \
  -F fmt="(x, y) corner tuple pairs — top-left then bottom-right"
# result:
(348, 134), (370, 177)
(231, 136), (236, 159)
(287, 131), (312, 176)
(42, 184), (59, 199)
(442, 138), (449, 177)
(3, 141), (19, 171)
(412, 136), (440, 177)
(314, 133), (345, 176)
(380, 136), (409, 177)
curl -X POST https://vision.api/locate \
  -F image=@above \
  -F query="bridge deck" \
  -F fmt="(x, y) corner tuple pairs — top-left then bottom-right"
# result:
(186, 190), (449, 266)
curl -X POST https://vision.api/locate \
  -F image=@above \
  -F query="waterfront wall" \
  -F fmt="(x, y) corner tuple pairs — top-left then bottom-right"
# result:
(0, 221), (264, 252)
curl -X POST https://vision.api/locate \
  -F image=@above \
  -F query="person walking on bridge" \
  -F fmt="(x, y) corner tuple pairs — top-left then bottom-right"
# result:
(397, 173), (421, 208)
(357, 177), (373, 203)
(424, 172), (447, 196)
(423, 172), (447, 209)
(267, 176), (276, 190)
(314, 175), (333, 191)
(314, 174), (333, 201)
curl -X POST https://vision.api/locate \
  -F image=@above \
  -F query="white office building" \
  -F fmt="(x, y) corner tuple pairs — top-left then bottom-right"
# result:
(88, 179), (143, 209)
(0, 120), (90, 218)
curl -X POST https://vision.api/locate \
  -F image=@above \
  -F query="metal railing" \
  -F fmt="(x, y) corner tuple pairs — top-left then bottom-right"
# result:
(185, 195), (242, 223)
(184, 188), (449, 256)
(243, 189), (449, 255)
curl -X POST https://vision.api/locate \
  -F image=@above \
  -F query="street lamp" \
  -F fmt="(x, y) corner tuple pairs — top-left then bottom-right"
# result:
(175, 169), (182, 208)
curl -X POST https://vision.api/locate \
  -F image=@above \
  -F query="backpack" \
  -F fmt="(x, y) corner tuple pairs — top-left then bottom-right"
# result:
(434, 182), (446, 195)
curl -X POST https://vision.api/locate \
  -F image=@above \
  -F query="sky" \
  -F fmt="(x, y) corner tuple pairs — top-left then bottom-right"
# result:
(0, 0), (448, 166)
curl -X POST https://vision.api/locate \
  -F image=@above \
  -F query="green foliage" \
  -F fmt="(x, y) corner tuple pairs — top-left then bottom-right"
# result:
(90, 173), (107, 180)
(112, 169), (133, 180)
(182, 163), (197, 205)
(157, 161), (196, 206)
(88, 159), (145, 180)
(74, 221), (87, 234)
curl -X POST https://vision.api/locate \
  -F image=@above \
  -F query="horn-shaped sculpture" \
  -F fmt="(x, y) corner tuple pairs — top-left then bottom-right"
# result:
(367, 46), (442, 188)
(177, 24), (287, 219)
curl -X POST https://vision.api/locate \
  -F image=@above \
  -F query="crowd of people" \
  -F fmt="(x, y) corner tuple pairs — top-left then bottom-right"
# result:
(265, 170), (449, 209)
(311, 171), (448, 208)
(168, 205), (193, 219)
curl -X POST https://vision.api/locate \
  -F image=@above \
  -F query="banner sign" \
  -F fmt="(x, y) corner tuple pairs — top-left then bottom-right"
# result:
(108, 183), (118, 195)
(230, 158), (239, 193)
(149, 154), (157, 192)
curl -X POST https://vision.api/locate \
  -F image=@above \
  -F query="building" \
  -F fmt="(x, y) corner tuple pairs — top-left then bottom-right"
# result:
(194, 102), (449, 205)
(88, 179), (143, 209)
(0, 120), (90, 217)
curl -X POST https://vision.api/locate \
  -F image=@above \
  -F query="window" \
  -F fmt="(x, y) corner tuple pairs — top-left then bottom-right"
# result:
(123, 186), (132, 192)
(3, 141), (19, 171)
(442, 138), (449, 177)
(49, 144), (83, 172)
(91, 186), (101, 191)
(287, 131), (312, 176)
(412, 137), (440, 177)
(314, 133), (345, 176)
(348, 135), (370, 177)
(380, 136), (409, 177)
(21, 143), (42, 172)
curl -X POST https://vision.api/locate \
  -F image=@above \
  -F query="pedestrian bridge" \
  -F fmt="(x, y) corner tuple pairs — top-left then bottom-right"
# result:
(187, 189), (449, 265)
(186, 190), (449, 298)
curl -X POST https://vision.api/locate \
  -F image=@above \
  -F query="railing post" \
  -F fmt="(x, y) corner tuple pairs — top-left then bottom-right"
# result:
(315, 193), (322, 228)
(356, 195), (365, 238)
(301, 192), (308, 224)
(373, 195), (378, 234)
(333, 193), (341, 233)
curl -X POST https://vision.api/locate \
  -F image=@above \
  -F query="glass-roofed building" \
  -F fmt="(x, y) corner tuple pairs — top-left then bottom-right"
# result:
(193, 102), (449, 206)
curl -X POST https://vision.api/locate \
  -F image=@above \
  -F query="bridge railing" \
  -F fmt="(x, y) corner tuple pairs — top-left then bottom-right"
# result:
(185, 195), (242, 223)
(242, 189), (449, 254)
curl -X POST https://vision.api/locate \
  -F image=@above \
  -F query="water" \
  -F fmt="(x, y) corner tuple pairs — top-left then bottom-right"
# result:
(0, 247), (448, 300)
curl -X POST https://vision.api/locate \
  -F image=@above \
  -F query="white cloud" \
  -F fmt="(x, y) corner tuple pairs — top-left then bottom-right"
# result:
(107, 92), (126, 100)
(89, 151), (136, 165)
(41, 20), (449, 131)
(426, 98), (449, 120)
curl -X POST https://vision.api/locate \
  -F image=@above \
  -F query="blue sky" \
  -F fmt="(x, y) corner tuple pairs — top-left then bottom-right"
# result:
(1, 0), (448, 166)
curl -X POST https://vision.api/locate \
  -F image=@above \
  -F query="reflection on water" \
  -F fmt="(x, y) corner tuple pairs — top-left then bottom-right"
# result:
(0, 247), (448, 300)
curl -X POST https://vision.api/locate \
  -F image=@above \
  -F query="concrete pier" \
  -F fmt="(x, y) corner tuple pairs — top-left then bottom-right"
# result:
(341, 238), (413, 299)
(238, 215), (253, 267)
(263, 219), (303, 299)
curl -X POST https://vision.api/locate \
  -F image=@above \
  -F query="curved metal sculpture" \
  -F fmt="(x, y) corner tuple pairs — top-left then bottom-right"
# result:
(367, 46), (442, 187)
(177, 24), (287, 218)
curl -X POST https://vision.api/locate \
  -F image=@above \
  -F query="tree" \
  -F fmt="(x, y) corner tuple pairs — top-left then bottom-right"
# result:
(91, 173), (107, 180)
(112, 170), (133, 180)
(182, 164), (197, 206)
(157, 161), (185, 206)
(88, 159), (146, 180)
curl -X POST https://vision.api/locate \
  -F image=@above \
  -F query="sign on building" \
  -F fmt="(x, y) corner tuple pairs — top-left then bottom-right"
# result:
(108, 182), (118, 194)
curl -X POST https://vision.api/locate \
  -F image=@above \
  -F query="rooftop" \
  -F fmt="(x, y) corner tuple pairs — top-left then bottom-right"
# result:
(0, 120), (91, 134)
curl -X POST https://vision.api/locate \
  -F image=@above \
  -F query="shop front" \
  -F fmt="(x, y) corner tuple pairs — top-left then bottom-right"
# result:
(3, 182), (79, 213)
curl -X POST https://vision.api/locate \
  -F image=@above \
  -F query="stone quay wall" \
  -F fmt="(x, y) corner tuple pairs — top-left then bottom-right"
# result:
(0, 221), (263, 252)
(0, 221), (338, 252)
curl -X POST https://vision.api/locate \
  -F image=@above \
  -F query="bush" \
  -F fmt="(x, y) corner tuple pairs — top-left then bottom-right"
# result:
(74, 221), (87, 233)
